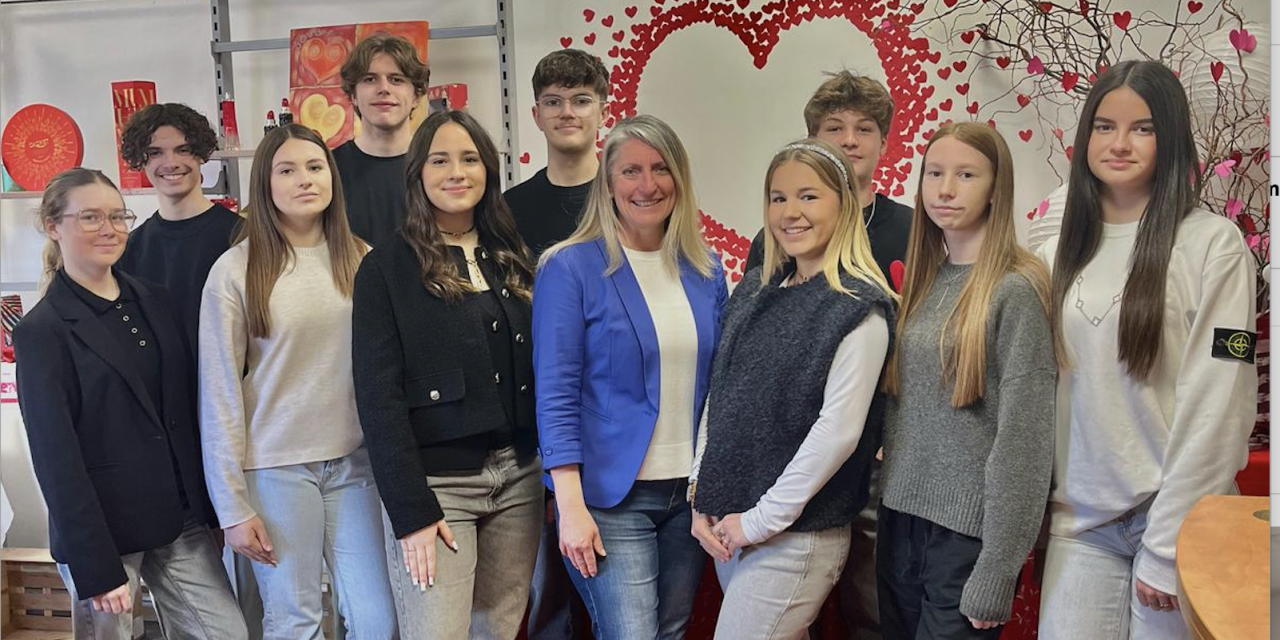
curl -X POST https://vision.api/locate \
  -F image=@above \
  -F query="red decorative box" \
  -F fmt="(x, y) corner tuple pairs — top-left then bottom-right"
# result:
(111, 81), (157, 189)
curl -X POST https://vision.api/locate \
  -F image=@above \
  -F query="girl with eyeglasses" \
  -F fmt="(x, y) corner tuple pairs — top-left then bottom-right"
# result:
(14, 167), (248, 640)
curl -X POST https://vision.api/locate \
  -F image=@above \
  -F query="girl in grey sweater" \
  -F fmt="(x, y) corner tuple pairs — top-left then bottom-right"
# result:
(878, 122), (1057, 638)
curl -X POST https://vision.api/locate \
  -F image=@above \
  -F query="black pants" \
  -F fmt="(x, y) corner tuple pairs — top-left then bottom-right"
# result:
(876, 505), (1004, 640)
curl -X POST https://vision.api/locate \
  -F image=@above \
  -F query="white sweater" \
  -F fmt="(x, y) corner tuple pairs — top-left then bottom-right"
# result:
(1037, 210), (1257, 594)
(624, 247), (699, 481)
(199, 241), (364, 528)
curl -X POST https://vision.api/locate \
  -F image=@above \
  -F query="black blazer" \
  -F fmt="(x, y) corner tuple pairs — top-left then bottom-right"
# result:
(13, 269), (214, 600)
(353, 237), (536, 539)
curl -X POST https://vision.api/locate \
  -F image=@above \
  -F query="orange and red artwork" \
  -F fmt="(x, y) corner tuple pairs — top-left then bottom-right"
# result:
(290, 21), (429, 148)
(1, 104), (85, 192)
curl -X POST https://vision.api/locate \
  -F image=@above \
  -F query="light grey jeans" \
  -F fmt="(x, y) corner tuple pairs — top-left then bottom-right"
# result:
(1039, 507), (1189, 640)
(244, 446), (397, 640)
(714, 524), (852, 640)
(384, 446), (543, 639)
(58, 512), (249, 640)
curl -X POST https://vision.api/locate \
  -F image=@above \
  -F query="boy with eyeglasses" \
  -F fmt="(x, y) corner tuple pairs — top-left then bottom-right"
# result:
(503, 48), (609, 640)
(333, 34), (430, 247)
(505, 48), (608, 258)
(118, 103), (242, 360)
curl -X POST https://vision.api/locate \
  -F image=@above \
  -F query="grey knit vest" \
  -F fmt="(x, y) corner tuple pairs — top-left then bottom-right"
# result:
(695, 267), (895, 532)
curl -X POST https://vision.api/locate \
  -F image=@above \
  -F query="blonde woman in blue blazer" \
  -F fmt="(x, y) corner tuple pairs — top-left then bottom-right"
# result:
(533, 114), (727, 640)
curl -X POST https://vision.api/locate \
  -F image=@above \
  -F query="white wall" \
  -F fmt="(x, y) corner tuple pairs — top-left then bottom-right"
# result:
(0, 0), (505, 548)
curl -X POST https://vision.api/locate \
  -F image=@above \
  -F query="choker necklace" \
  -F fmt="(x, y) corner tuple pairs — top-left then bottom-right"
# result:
(441, 224), (475, 238)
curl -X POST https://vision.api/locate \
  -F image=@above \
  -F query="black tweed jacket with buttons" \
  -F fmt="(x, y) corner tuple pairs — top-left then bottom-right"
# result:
(352, 234), (536, 539)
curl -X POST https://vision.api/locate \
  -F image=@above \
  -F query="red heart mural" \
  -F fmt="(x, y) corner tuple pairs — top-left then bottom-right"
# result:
(603, 0), (939, 282)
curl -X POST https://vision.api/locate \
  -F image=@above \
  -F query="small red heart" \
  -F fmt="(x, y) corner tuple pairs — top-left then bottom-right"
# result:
(1019, 129), (1033, 142)
(1017, 94), (1031, 107)
(612, 30), (625, 42)
(1038, 2), (1052, 12)
(1087, 73), (1097, 83)
(910, 3), (925, 14)
(1065, 145), (1074, 161)
(940, 98), (953, 111)
(961, 30), (976, 44)
(996, 56), (1011, 69)
(889, 260), (905, 292)
(1210, 60), (1225, 83)
(608, 45), (620, 57)
(583, 9), (595, 22)
(927, 51), (942, 64)
(1078, 0), (1090, 16)
(737, 0), (749, 7)
(987, 119), (997, 128)
(1187, 0), (1202, 12)
(938, 67), (952, 80)
(519, 152), (531, 164)
(1062, 72), (1079, 91)
(966, 101), (979, 115)
(926, 108), (939, 121)
(584, 33), (597, 45)
(625, 6), (638, 18)
(560, 37), (573, 48)
(956, 82), (970, 95)
(1026, 208), (1038, 220)
(651, 5), (661, 16)
(602, 15), (614, 27)
(1113, 10), (1132, 30)
(944, 0), (958, 6)
(952, 60), (967, 72)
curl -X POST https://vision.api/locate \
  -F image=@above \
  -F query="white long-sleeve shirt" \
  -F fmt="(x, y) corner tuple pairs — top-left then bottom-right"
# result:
(199, 241), (364, 528)
(693, 307), (888, 544)
(1037, 210), (1257, 594)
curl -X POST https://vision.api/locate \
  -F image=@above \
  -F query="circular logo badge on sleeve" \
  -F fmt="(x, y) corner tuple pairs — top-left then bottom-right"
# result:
(2, 104), (85, 191)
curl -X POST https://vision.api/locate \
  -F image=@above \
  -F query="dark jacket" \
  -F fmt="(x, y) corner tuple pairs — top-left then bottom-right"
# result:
(352, 236), (536, 539)
(14, 269), (214, 600)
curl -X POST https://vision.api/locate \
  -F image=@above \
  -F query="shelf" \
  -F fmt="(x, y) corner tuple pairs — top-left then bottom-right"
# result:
(1, 282), (39, 291)
(210, 149), (255, 159)
(209, 24), (498, 54)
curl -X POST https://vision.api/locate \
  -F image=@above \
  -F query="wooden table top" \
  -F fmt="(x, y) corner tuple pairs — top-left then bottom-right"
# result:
(1176, 495), (1270, 640)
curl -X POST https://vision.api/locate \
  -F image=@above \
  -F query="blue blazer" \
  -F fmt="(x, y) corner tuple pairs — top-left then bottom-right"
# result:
(533, 238), (728, 508)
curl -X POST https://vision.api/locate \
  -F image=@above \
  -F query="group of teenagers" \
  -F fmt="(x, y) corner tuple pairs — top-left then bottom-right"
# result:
(14, 31), (1258, 640)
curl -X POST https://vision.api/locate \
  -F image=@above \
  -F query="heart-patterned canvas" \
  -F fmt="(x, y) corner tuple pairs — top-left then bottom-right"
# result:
(289, 21), (429, 149)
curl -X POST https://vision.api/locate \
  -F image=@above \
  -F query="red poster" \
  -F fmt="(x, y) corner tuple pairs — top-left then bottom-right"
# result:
(111, 81), (157, 189)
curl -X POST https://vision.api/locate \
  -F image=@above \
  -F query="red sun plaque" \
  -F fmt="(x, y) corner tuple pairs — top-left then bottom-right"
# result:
(2, 104), (85, 191)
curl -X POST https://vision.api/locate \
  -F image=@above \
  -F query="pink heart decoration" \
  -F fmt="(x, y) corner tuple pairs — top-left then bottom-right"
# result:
(1246, 233), (1261, 249)
(1229, 28), (1257, 53)
(1213, 159), (1237, 178)
(1225, 198), (1244, 220)
(1210, 61), (1225, 83)
(1027, 55), (1045, 75)
(1036, 199), (1050, 219)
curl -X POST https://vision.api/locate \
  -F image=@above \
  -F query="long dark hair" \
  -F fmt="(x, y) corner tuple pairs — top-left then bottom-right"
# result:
(1052, 61), (1201, 379)
(401, 110), (533, 301)
(241, 124), (366, 338)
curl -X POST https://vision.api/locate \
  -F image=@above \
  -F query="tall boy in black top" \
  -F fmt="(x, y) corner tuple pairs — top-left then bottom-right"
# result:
(743, 72), (911, 640)
(333, 34), (430, 247)
(117, 103), (241, 358)
(503, 48), (609, 640)
(504, 49), (608, 258)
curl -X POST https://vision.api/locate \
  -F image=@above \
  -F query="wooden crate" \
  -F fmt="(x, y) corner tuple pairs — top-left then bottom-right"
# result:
(1, 548), (72, 638)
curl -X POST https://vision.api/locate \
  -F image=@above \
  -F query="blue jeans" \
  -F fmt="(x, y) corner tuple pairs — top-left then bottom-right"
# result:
(245, 446), (397, 640)
(1039, 506), (1189, 640)
(561, 478), (704, 640)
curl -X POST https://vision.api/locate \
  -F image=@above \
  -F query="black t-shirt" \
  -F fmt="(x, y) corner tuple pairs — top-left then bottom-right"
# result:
(333, 139), (408, 248)
(503, 168), (592, 258)
(744, 193), (912, 289)
(117, 203), (241, 358)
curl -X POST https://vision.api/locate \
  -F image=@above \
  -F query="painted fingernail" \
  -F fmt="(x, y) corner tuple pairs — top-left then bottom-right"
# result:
(450, 541), (460, 552)
(427, 576), (434, 587)
(420, 582), (427, 592)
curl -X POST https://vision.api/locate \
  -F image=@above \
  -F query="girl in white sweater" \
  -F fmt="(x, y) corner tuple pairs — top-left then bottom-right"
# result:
(200, 124), (396, 639)
(1037, 61), (1257, 640)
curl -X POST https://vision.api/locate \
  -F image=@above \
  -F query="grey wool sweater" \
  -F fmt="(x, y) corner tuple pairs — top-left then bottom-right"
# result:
(880, 262), (1056, 623)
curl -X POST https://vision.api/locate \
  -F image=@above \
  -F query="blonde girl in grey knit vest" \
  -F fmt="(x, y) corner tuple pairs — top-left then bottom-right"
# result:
(879, 122), (1058, 638)
(692, 139), (896, 639)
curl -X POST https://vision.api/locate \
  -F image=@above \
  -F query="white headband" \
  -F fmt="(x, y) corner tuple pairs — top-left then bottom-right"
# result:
(783, 143), (851, 189)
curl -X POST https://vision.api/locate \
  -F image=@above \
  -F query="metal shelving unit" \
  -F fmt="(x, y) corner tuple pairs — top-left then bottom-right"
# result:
(208, 0), (521, 200)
